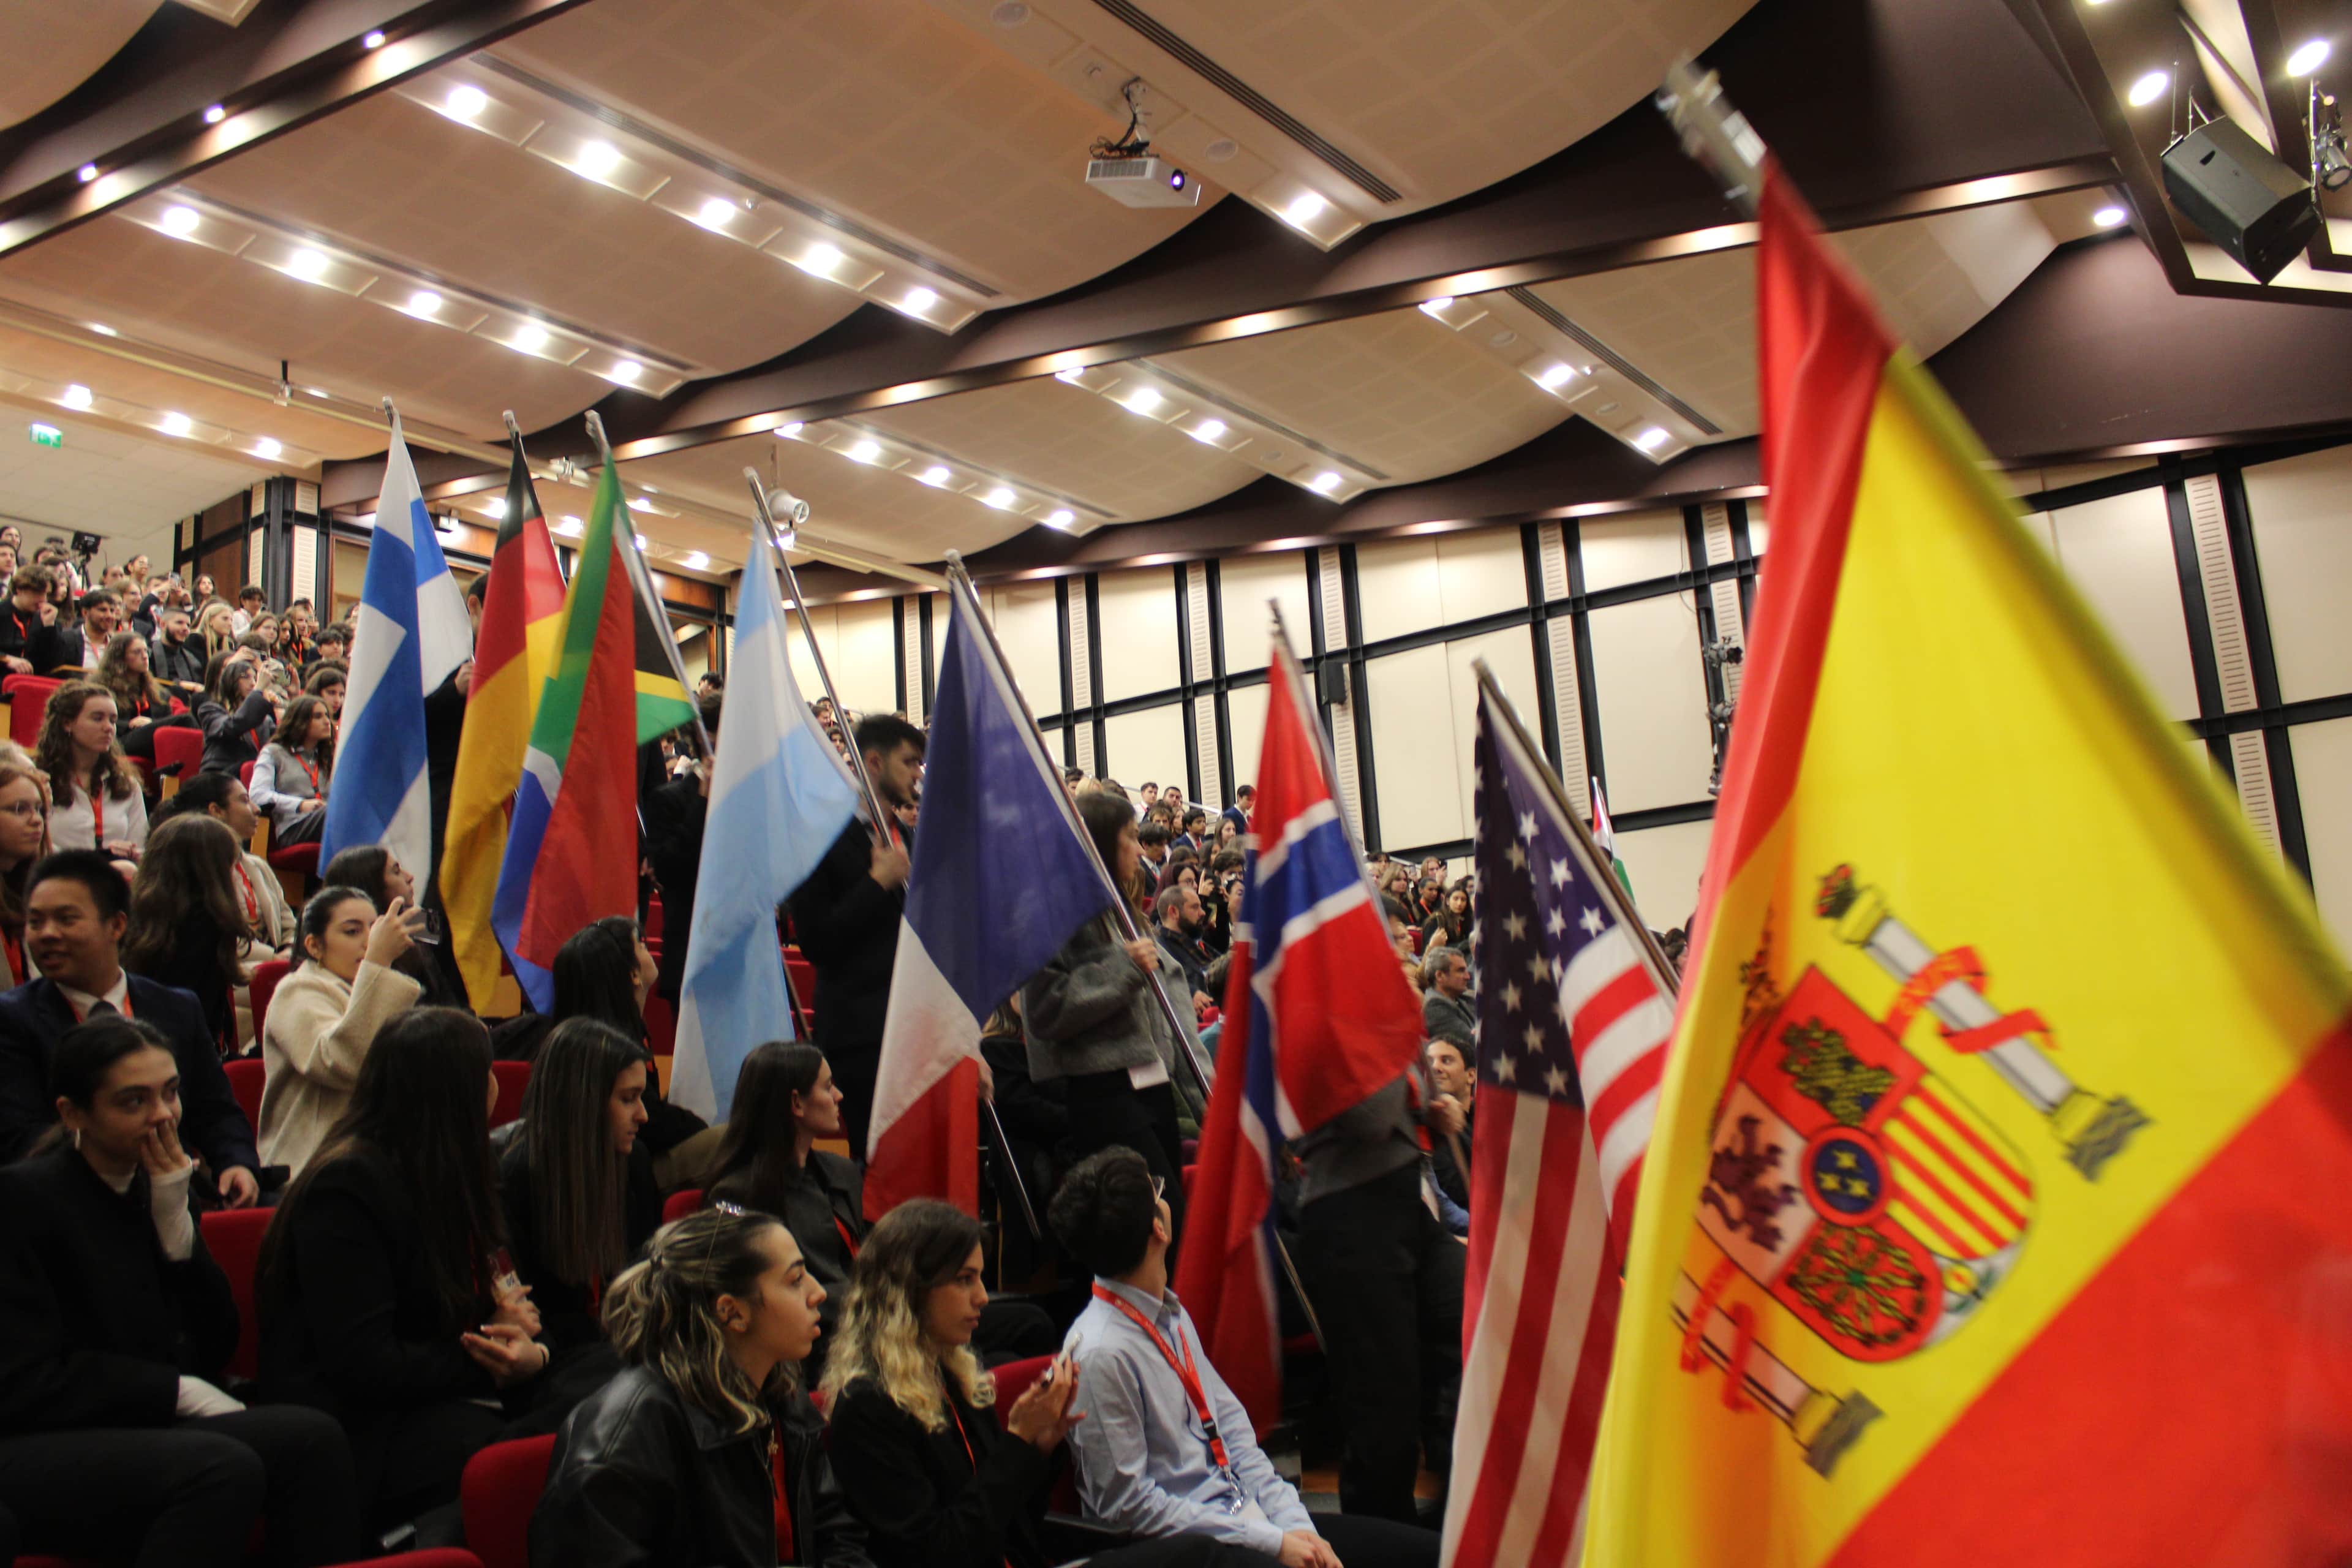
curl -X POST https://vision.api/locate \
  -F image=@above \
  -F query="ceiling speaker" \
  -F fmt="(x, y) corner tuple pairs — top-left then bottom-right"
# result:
(2160, 118), (2320, 284)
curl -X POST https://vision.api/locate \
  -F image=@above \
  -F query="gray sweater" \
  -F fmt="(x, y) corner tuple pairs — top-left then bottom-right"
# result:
(1292, 1073), (1429, 1208)
(1022, 914), (1205, 1115)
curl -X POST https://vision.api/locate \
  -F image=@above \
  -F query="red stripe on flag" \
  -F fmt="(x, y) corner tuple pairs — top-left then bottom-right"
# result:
(861, 1058), (979, 1221)
(1890, 1179), (1977, 1259)
(1462, 1089), (1520, 1343)
(1588, 1044), (1663, 1153)
(1911, 1083), (2032, 1195)
(1890, 1107), (2026, 1232)
(1836, 1022), (2352, 1567)
(1881, 1132), (2002, 1254)
(1528, 1226), (1624, 1565)
(1570, 965), (1655, 1050)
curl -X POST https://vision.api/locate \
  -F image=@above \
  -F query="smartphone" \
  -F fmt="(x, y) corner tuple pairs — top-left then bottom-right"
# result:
(413, 906), (445, 945)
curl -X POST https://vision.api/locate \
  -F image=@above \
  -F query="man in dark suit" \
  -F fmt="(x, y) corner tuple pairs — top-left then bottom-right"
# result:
(0, 850), (259, 1203)
(0, 567), (56, 676)
(1222, 783), (1254, 838)
(32, 587), (119, 673)
(786, 713), (924, 1156)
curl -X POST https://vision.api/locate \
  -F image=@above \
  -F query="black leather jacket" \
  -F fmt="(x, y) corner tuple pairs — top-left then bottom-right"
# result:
(531, 1364), (872, 1568)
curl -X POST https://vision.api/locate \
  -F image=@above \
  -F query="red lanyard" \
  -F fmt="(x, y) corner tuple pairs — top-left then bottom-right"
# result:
(232, 864), (259, 925)
(1091, 1284), (1232, 1471)
(769, 1429), (796, 1563)
(88, 780), (103, 845)
(2, 929), (20, 987)
(293, 750), (322, 797)
(834, 1214), (859, 1259)
(943, 1398), (1016, 1568)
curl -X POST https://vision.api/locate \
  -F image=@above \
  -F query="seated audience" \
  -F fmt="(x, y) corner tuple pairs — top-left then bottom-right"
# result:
(0, 850), (260, 1202)
(303, 660), (346, 717)
(497, 1017), (662, 1365)
(532, 1205), (868, 1568)
(1423, 1040), (1473, 1215)
(34, 587), (119, 672)
(0, 761), (49, 988)
(1153, 884), (1215, 1008)
(1053, 1147), (1440, 1568)
(322, 843), (466, 1007)
(153, 604), (207, 688)
(156, 772), (297, 951)
(97, 630), (193, 766)
(195, 602), (237, 666)
(251, 695), (334, 847)
(0, 1016), (363, 1568)
(1419, 883), (1470, 954)
(196, 652), (277, 777)
(0, 566), (55, 674)
(258, 1007), (546, 1532)
(37, 680), (148, 858)
(121, 815), (254, 1048)
(824, 1200), (1241, 1568)
(259, 884), (426, 1175)
(1420, 948), (1474, 1050)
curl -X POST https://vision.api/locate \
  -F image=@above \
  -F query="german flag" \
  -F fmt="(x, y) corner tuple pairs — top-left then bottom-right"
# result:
(1586, 162), (2352, 1567)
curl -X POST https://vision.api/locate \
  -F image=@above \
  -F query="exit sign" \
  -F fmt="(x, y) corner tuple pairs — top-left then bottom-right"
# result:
(28, 423), (61, 449)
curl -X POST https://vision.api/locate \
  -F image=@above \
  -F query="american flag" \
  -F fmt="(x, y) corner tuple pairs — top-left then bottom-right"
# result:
(1441, 671), (1677, 1568)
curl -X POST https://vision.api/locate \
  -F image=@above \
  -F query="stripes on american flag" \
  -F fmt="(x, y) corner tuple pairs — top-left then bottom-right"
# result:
(1442, 675), (1677, 1568)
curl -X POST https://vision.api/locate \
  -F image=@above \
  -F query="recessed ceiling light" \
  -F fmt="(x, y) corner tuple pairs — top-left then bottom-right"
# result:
(1419, 297), (1453, 317)
(88, 322), (116, 336)
(1309, 471), (1341, 493)
(363, 29), (385, 48)
(610, 360), (642, 383)
(1191, 418), (1227, 443)
(1537, 363), (1577, 390)
(77, 165), (98, 184)
(162, 412), (193, 437)
(1123, 386), (1163, 415)
(984, 486), (1017, 509)
(513, 322), (550, 352)
(848, 439), (882, 463)
(2092, 204), (2128, 228)
(799, 242), (844, 276)
(484, 497), (507, 519)
(776, 422), (804, 437)
(407, 288), (442, 315)
(919, 465), (951, 486)
(254, 437), (282, 460)
(61, 384), (92, 410)
(2286, 39), (2330, 76)
(288, 248), (329, 281)
(556, 516), (583, 537)
(695, 197), (736, 230)
(1634, 426), (1670, 451)
(627, 497), (652, 513)
(203, 105), (225, 125)
(161, 205), (201, 237)
(1044, 508), (1075, 529)
(903, 286), (939, 313)
(1055, 368), (1085, 383)
(577, 141), (622, 178)
(446, 85), (489, 120)
(684, 551), (709, 570)
(1205, 138), (1238, 162)
(990, 1), (1030, 24)
(2128, 69), (2169, 107)
(1284, 192), (1329, 227)
(305, 386), (328, 398)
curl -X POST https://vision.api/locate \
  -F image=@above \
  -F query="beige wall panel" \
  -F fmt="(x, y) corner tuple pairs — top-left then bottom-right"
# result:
(1365, 644), (1461, 850)
(1438, 528), (1529, 625)
(834, 600), (899, 717)
(1442, 629), (1539, 850)
(1103, 704), (1189, 797)
(1615, 818), (1715, 932)
(1355, 538), (1444, 645)
(1746, 508), (1768, 557)
(1219, 552), (1314, 672)
(928, 594), (949, 679)
(990, 584), (1065, 718)
(1226, 682), (1271, 794)
(1096, 566), (1183, 703)
(1587, 597), (1715, 812)
(2018, 511), (2058, 554)
(1580, 510), (1687, 592)
(784, 602), (840, 704)
(2243, 445), (2352, 704)
(2048, 488), (2200, 722)
(2291, 718), (2352, 956)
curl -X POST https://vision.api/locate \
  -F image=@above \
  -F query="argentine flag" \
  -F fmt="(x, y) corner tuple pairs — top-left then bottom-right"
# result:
(322, 413), (472, 885)
(668, 517), (860, 1121)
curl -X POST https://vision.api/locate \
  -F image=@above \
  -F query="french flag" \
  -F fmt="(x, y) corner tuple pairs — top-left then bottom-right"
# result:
(863, 578), (1113, 1221)
(1173, 636), (1427, 1428)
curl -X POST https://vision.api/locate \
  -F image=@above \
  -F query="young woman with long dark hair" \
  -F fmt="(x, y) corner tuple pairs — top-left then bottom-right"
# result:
(251, 695), (333, 848)
(195, 651), (277, 778)
(497, 1017), (660, 1365)
(0, 1016), (361, 1567)
(96, 630), (190, 766)
(258, 884), (424, 1176)
(36, 680), (146, 859)
(0, 761), (50, 987)
(532, 1207), (869, 1568)
(321, 845), (466, 1009)
(121, 814), (252, 1049)
(258, 1007), (546, 1531)
(1419, 880), (1471, 953)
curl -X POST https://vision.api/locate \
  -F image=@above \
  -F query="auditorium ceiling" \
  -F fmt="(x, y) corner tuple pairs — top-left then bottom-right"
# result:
(0, 0), (2342, 584)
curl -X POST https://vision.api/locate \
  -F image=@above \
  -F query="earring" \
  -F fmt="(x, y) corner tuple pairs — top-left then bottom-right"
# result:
(70, 1126), (80, 1150)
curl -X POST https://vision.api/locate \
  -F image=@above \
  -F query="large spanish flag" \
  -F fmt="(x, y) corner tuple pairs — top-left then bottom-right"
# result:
(1586, 164), (2352, 1567)
(441, 431), (565, 1011)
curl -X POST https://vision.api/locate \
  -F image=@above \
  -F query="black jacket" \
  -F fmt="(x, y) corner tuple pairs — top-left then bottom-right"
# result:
(0, 1144), (238, 1433)
(196, 688), (274, 776)
(124, 913), (238, 1049)
(151, 634), (207, 690)
(641, 772), (707, 1004)
(707, 1151), (861, 1344)
(0, 601), (45, 666)
(31, 620), (99, 673)
(826, 1374), (1054, 1568)
(495, 1130), (664, 1361)
(1155, 925), (1213, 997)
(0, 974), (257, 1175)
(786, 820), (903, 1050)
(532, 1366), (871, 1568)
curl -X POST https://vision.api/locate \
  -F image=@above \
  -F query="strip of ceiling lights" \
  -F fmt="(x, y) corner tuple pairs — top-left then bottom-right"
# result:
(395, 64), (992, 333)
(769, 417), (1117, 535)
(1049, 359), (1385, 501)
(0, 362), (315, 467)
(1414, 292), (1695, 462)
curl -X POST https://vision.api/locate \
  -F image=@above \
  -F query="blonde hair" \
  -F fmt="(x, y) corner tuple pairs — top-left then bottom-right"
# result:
(818, 1199), (993, 1431)
(603, 1207), (794, 1438)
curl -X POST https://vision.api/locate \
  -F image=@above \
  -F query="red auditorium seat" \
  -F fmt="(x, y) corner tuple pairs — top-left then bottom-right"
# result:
(459, 1434), (557, 1568)
(249, 959), (291, 1045)
(199, 1205), (273, 1381)
(223, 1057), (265, 1137)
(3, 673), (60, 748)
(238, 760), (254, 788)
(266, 840), (321, 902)
(662, 1188), (704, 1224)
(153, 724), (203, 788)
(490, 1061), (530, 1128)
(990, 1357), (1082, 1512)
(640, 990), (677, 1057)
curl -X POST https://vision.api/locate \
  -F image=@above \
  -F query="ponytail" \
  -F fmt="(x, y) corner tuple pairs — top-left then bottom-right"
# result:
(602, 1206), (788, 1435)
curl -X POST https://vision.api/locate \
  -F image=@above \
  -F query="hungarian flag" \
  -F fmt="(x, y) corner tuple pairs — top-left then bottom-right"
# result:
(491, 464), (688, 1009)
(1585, 164), (2352, 1566)
(441, 431), (565, 1011)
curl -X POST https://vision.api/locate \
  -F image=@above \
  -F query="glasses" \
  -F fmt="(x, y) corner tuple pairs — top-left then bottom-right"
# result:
(0, 802), (45, 820)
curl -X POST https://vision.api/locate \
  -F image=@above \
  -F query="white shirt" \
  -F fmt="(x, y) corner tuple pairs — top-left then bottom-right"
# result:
(55, 968), (132, 1020)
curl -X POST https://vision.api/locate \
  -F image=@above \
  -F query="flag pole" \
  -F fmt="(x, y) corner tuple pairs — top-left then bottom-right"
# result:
(1654, 59), (1767, 219)
(1470, 657), (1681, 1000)
(744, 479), (1040, 1243)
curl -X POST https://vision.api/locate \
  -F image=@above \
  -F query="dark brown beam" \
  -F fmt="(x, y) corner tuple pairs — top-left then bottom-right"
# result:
(0, 0), (594, 254)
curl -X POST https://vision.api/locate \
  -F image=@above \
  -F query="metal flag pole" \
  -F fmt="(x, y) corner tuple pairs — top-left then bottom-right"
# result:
(1654, 58), (1768, 221)
(744, 477), (1040, 1243)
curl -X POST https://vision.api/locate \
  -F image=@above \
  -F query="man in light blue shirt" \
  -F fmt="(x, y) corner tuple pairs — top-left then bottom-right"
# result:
(1050, 1147), (1438, 1568)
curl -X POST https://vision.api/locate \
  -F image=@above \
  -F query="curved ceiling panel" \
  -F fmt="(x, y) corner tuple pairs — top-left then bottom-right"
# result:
(0, 0), (162, 130)
(496, 0), (1214, 304)
(183, 92), (862, 377)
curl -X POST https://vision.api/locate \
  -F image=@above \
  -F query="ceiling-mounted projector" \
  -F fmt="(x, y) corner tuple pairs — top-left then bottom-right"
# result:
(1087, 156), (1199, 208)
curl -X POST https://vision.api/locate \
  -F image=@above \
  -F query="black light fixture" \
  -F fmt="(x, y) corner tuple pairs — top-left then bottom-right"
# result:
(2311, 83), (2352, 192)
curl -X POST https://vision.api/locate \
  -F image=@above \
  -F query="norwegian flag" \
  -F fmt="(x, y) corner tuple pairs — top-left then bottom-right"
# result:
(1172, 631), (1427, 1430)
